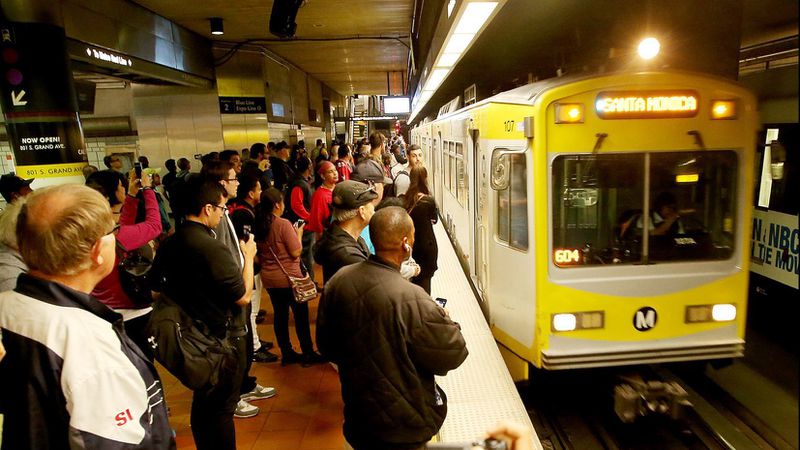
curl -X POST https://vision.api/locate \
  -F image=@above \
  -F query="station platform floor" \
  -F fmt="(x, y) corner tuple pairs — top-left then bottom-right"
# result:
(160, 220), (539, 449)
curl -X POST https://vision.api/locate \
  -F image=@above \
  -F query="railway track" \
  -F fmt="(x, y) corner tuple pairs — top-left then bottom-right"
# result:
(523, 365), (791, 450)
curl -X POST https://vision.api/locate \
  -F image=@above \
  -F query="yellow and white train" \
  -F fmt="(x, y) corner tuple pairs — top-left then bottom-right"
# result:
(410, 70), (758, 381)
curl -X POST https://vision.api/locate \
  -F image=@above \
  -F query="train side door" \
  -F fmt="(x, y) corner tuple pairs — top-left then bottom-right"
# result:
(435, 132), (444, 208)
(470, 127), (488, 295)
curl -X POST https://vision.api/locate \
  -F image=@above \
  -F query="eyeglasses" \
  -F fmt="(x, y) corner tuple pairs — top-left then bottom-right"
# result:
(209, 204), (227, 213)
(105, 224), (120, 236)
(224, 178), (239, 182)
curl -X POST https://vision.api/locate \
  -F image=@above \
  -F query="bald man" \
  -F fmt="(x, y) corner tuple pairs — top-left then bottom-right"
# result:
(317, 206), (467, 450)
(0, 185), (173, 449)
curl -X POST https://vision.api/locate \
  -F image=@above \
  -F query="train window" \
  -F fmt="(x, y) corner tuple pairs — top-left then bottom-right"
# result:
(444, 142), (451, 191)
(648, 151), (737, 262)
(450, 145), (457, 197)
(497, 152), (528, 250)
(552, 151), (737, 267)
(456, 143), (467, 206)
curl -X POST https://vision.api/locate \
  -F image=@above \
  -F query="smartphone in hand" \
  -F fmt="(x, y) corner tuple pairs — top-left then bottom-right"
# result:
(434, 297), (447, 308)
(134, 162), (142, 179)
(294, 219), (306, 228)
(243, 224), (251, 240)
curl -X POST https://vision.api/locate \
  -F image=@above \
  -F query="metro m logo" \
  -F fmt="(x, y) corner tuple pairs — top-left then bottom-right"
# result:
(633, 307), (657, 331)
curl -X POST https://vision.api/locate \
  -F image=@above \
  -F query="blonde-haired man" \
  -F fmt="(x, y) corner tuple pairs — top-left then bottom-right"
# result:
(0, 185), (174, 449)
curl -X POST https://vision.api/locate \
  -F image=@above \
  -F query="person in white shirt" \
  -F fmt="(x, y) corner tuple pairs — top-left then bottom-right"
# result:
(390, 144), (423, 197)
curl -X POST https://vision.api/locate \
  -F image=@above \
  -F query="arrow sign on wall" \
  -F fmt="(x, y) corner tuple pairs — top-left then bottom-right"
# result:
(11, 90), (27, 106)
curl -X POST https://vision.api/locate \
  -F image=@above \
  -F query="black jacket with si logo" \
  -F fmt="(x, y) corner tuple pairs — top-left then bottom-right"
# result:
(0, 274), (174, 449)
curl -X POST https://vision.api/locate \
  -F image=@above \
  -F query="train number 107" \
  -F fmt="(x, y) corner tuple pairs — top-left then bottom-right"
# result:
(503, 120), (515, 132)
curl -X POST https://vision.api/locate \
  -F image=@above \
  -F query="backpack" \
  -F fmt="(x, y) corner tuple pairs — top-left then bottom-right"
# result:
(116, 239), (157, 306)
(384, 167), (409, 198)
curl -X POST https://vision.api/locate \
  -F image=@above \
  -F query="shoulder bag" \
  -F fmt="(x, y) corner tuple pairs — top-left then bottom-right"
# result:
(266, 243), (317, 303)
(145, 293), (237, 392)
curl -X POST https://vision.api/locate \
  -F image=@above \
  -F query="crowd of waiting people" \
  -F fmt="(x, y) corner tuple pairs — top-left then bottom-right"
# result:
(0, 131), (532, 450)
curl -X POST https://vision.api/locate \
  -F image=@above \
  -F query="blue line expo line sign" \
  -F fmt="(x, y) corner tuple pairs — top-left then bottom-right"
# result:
(218, 97), (267, 114)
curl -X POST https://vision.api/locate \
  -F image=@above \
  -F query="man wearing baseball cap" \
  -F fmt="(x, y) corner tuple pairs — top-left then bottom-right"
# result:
(0, 174), (34, 204)
(351, 159), (391, 253)
(312, 180), (377, 283)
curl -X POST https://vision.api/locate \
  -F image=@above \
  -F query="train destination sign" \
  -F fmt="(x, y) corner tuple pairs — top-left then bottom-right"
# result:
(595, 90), (699, 119)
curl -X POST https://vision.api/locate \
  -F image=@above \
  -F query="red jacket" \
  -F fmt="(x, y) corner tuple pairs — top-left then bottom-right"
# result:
(306, 186), (333, 233)
(92, 189), (162, 310)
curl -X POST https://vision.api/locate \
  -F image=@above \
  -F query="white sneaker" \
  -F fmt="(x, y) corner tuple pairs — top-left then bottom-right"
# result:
(233, 399), (259, 418)
(240, 384), (277, 402)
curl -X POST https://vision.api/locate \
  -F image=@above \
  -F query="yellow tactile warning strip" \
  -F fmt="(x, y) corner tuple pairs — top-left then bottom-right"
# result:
(431, 221), (543, 449)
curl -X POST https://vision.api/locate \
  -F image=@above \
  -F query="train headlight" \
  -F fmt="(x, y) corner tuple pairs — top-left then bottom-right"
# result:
(712, 304), (737, 321)
(710, 100), (737, 120)
(552, 314), (576, 331)
(685, 304), (737, 323)
(552, 311), (604, 332)
(555, 103), (584, 123)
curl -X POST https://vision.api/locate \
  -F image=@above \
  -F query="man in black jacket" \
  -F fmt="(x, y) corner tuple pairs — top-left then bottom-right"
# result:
(317, 206), (468, 450)
(152, 179), (257, 449)
(313, 180), (377, 283)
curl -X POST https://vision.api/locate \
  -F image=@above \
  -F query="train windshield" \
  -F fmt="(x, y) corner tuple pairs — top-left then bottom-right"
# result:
(552, 151), (738, 266)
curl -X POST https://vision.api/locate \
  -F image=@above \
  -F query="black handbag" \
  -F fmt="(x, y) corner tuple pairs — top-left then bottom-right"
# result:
(266, 244), (317, 303)
(145, 293), (237, 391)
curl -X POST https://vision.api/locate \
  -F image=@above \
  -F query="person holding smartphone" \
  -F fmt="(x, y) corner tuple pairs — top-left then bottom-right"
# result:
(86, 168), (161, 360)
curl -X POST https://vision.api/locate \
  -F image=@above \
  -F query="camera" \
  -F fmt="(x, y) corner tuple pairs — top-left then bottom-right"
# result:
(425, 438), (507, 450)
(134, 162), (142, 179)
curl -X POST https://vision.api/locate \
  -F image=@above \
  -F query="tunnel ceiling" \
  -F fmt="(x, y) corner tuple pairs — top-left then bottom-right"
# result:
(131, 0), (413, 96)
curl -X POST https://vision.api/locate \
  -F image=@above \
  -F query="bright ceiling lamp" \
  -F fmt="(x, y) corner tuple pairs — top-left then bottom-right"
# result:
(638, 37), (660, 60)
(437, 52), (460, 68)
(444, 33), (475, 55)
(425, 68), (449, 91)
(454, 2), (498, 34)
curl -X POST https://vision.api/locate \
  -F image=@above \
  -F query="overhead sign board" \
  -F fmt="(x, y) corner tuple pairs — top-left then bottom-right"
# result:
(0, 21), (87, 181)
(595, 90), (699, 119)
(219, 96), (267, 114)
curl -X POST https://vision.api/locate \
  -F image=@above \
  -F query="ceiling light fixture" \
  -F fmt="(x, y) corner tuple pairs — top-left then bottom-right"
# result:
(210, 17), (224, 36)
(410, 1), (503, 121)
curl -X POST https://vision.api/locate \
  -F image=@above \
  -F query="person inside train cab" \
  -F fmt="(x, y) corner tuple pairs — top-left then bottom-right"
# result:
(620, 191), (685, 240)
(642, 191), (685, 236)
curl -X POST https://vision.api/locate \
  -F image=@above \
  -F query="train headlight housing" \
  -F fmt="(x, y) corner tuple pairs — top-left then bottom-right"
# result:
(710, 100), (737, 120)
(685, 304), (737, 323)
(552, 311), (604, 332)
(555, 103), (584, 123)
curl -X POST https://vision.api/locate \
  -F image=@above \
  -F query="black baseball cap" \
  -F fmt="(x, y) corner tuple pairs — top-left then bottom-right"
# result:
(352, 159), (392, 185)
(332, 180), (379, 210)
(0, 174), (34, 202)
